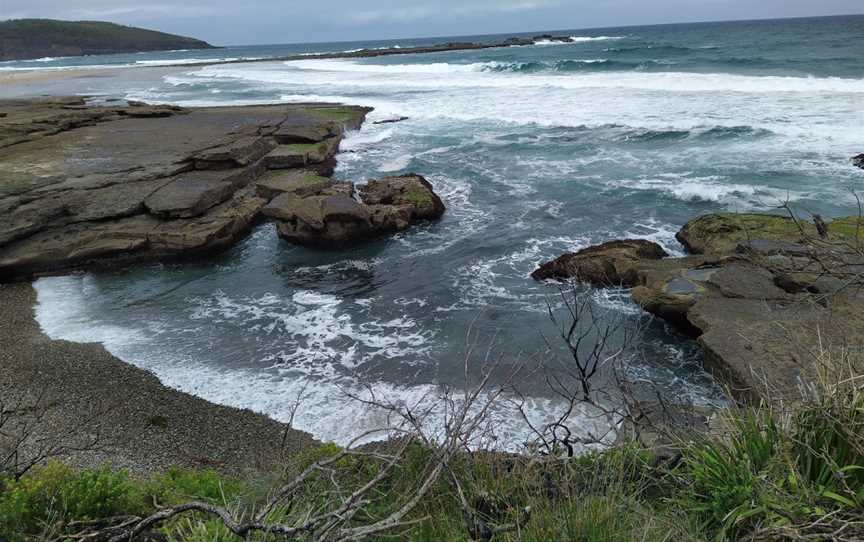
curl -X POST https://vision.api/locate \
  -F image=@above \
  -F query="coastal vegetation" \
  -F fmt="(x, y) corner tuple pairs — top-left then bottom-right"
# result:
(0, 19), (214, 62)
(2, 366), (863, 541)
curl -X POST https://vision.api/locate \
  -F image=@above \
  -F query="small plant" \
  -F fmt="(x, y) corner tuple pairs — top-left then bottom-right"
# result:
(679, 409), (795, 539)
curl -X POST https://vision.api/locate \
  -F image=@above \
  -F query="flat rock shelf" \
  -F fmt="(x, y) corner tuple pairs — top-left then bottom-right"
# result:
(0, 97), (446, 281)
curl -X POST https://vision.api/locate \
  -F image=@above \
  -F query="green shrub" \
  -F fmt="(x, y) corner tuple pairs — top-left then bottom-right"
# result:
(679, 410), (797, 539)
(0, 462), (145, 539)
(148, 467), (247, 506)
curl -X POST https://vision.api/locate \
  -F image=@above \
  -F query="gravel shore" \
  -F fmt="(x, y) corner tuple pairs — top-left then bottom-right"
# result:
(0, 282), (318, 477)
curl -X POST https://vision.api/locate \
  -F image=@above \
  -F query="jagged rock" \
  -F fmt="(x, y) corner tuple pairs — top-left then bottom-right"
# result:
(148, 186), (267, 252)
(530, 239), (668, 284)
(359, 174), (446, 221)
(533, 213), (864, 403)
(853, 154), (864, 169)
(273, 123), (338, 144)
(373, 116), (409, 125)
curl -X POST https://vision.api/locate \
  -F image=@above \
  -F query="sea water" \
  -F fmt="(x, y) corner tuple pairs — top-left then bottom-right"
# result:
(24, 15), (864, 449)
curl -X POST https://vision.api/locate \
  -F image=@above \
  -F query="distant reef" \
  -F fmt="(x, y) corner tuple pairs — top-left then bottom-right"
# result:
(0, 19), (215, 61)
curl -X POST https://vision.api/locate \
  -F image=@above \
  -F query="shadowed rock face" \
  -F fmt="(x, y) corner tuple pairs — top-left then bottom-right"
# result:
(854, 154), (864, 169)
(534, 212), (864, 403)
(0, 98), (447, 281)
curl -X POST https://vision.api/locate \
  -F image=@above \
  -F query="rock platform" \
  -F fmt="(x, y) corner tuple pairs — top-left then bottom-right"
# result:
(0, 97), (445, 281)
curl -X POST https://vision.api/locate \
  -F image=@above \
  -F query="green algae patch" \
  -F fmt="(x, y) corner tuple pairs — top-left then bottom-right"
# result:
(281, 142), (323, 155)
(828, 216), (864, 241)
(308, 106), (368, 130)
(406, 186), (434, 207)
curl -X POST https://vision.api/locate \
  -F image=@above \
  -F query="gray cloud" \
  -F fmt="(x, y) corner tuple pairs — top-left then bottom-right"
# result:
(3, 0), (862, 45)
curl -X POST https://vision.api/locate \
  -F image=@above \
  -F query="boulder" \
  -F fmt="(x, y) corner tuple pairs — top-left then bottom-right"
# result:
(853, 154), (864, 169)
(358, 174), (446, 221)
(264, 174), (445, 247)
(267, 187), (375, 247)
(530, 239), (668, 284)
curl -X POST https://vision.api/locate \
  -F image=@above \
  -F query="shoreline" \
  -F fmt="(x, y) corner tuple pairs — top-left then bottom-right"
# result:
(0, 33), (577, 75)
(0, 281), (317, 476)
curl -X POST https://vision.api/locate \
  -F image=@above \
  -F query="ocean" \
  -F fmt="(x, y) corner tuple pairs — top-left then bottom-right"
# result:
(16, 15), (864, 449)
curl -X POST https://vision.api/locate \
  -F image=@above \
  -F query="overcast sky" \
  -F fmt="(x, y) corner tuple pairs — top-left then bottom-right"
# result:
(4, 0), (863, 45)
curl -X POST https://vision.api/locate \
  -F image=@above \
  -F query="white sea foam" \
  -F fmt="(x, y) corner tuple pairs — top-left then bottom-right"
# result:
(609, 174), (805, 210)
(534, 36), (625, 45)
(33, 276), (617, 451)
(185, 288), (434, 372)
(378, 155), (413, 173)
(159, 59), (864, 154)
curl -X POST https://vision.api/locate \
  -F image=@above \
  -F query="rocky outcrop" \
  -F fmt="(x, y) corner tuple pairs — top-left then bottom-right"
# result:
(534, 212), (864, 403)
(854, 154), (864, 169)
(0, 98), (448, 281)
(0, 98), (382, 281)
(262, 174), (445, 247)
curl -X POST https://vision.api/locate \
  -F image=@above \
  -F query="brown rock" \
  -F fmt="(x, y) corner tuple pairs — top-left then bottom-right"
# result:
(531, 239), (668, 284)
(359, 174), (446, 221)
(266, 175), (445, 247)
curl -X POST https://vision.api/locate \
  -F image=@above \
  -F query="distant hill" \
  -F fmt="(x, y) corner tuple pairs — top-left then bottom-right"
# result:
(0, 19), (215, 62)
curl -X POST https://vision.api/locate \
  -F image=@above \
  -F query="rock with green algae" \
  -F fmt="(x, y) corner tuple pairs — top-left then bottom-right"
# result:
(532, 212), (864, 404)
(676, 212), (864, 255)
(254, 169), (333, 200)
